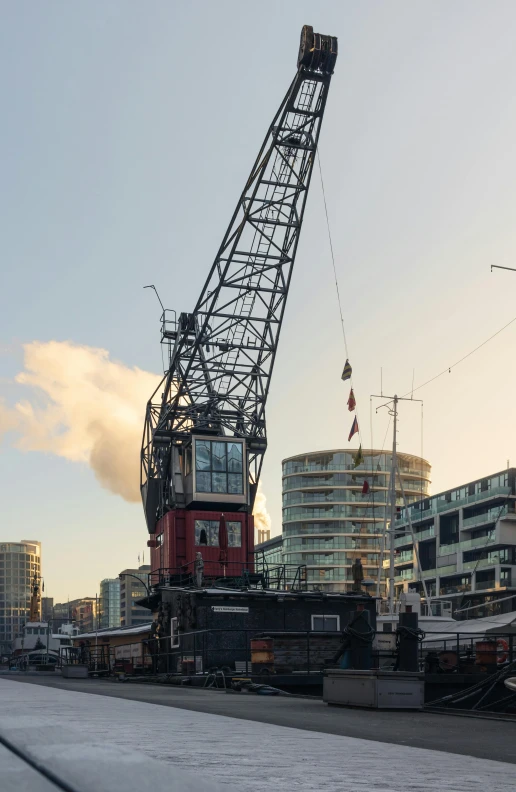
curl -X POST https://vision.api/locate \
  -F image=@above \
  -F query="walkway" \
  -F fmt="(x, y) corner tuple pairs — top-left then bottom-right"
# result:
(1, 677), (515, 791)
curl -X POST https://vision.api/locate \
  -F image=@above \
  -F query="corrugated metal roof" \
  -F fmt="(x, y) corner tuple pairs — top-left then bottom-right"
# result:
(75, 623), (153, 640)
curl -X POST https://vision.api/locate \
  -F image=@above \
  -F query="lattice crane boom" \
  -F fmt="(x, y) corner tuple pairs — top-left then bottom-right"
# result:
(142, 26), (338, 533)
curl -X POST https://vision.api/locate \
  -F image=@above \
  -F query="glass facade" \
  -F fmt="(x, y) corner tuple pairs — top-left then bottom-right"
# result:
(0, 540), (41, 655)
(282, 449), (431, 594)
(99, 578), (121, 629)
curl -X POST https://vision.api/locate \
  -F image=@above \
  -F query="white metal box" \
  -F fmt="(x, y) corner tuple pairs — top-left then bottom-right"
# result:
(323, 669), (424, 709)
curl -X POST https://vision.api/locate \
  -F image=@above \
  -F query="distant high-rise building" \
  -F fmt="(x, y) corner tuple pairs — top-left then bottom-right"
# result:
(119, 566), (151, 627)
(281, 449), (432, 595)
(99, 579), (121, 629)
(41, 597), (54, 624)
(0, 540), (42, 655)
(53, 597), (97, 634)
(52, 601), (71, 628)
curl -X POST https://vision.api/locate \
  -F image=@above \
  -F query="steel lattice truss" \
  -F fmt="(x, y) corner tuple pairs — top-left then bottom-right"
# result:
(142, 29), (337, 531)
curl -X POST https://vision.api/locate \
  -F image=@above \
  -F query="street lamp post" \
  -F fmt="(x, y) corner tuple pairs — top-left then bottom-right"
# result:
(491, 265), (516, 274)
(118, 573), (150, 597)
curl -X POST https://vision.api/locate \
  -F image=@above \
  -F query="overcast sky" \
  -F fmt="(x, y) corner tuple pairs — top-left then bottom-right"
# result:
(2, 1), (516, 603)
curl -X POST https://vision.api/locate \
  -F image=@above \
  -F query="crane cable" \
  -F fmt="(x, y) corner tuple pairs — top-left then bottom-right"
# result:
(402, 314), (516, 400)
(317, 150), (349, 359)
(317, 151), (363, 450)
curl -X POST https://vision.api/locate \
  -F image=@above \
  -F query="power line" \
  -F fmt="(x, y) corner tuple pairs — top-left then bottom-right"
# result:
(403, 312), (516, 399)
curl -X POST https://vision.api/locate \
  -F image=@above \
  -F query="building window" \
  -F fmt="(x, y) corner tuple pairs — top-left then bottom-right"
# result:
(194, 520), (242, 548)
(171, 617), (179, 648)
(195, 439), (243, 495)
(311, 614), (340, 631)
(501, 569), (512, 587)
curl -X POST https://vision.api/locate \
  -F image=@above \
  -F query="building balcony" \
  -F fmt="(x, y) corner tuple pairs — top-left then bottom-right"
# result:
(460, 533), (496, 552)
(475, 578), (497, 591)
(282, 494), (388, 507)
(440, 583), (471, 596)
(283, 462), (431, 481)
(383, 552), (414, 568)
(461, 505), (509, 531)
(438, 564), (457, 577)
(463, 558), (498, 571)
(397, 486), (512, 527)
(394, 525), (435, 548)
(394, 569), (414, 582)
(438, 543), (459, 556)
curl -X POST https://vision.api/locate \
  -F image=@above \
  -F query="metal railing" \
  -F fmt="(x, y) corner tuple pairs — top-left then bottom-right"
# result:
(150, 561), (308, 592)
(397, 487), (513, 527)
(63, 625), (516, 690)
(462, 505), (508, 530)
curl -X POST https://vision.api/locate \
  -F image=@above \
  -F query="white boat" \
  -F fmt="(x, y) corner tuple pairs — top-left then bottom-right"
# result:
(12, 621), (79, 657)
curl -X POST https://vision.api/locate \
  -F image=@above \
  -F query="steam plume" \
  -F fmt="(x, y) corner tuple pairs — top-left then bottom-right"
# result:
(1, 341), (276, 529)
(253, 481), (272, 534)
(1, 341), (159, 502)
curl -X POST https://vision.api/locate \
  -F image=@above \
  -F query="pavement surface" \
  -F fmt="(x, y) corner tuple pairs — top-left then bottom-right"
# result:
(1, 676), (515, 792)
(3, 673), (516, 764)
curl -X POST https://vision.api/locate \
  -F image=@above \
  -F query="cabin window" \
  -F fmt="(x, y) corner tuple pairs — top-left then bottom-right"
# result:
(194, 439), (244, 495)
(194, 519), (242, 548)
(228, 522), (242, 547)
(171, 617), (180, 648)
(311, 614), (340, 631)
(195, 520), (219, 547)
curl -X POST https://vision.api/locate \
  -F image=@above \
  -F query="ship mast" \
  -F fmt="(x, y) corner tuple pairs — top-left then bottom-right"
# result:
(29, 573), (41, 623)
(372, 393), (429, 615)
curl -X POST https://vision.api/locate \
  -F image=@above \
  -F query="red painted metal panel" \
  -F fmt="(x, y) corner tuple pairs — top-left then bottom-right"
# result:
(154, 508), (255, 578)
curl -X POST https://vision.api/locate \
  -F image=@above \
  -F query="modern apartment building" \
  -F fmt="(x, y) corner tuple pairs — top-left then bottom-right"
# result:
(255, 534), (283, 569)
(119, 565), (151, 627)
(99, 578), (121, 629)
(0, 540), (41, 655)
(70, 597), (98, 633)
(281, 449), (431, 594)
(394, 468), (516, 617)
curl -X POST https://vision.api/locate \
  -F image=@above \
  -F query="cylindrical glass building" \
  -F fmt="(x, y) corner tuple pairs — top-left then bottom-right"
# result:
(282, 449), (431, 594)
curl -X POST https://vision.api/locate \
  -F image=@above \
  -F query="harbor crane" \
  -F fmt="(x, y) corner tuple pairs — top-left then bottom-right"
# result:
(141, 26), (338, 578)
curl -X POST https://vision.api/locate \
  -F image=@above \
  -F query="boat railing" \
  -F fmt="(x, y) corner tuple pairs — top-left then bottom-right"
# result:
(378, 599), (453, 618)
